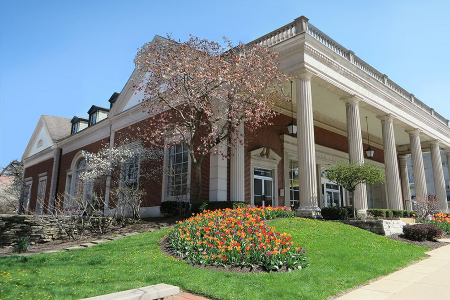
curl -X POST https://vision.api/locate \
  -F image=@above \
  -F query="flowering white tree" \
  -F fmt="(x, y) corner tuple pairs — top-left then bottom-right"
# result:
(0, 160), (24, 214)
(134, 36), (290, 202)
(81, 139), (162, 220)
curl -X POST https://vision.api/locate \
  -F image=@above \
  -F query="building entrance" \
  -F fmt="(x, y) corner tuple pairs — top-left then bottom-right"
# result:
(254, 168), (273, 207)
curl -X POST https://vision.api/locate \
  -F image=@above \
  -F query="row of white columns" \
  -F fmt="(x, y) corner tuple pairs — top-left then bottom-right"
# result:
(211, 70), (449, 214)
(295, 70), (449, 215)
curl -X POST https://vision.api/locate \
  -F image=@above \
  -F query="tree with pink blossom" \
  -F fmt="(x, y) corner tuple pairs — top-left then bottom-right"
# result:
(134, 36), (290, 202)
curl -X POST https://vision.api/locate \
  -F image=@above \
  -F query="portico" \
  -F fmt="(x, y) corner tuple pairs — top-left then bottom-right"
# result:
(241, 15), (450, 215)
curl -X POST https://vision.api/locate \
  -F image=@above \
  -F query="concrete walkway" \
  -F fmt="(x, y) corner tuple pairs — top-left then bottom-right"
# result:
(334, 240), (450, 299)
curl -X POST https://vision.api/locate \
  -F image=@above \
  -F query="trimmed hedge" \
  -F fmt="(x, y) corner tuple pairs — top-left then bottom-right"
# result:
(367, 209), (414, 218)
(191, 201), (248, 214)
(160, 201), (190, 216)
(403, 224), (444, 242)
(321, 207), (348, 220)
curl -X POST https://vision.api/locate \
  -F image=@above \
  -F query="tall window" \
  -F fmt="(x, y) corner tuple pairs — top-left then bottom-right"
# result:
(75, 159), (86, 197)
(72, 158), (93, 205)
(36, 178), (47, 215)
(121, 156), (140, 189)
(167, 143), (189, 197)
(289, 160), (299, 209)
(22, 181), (32, 214)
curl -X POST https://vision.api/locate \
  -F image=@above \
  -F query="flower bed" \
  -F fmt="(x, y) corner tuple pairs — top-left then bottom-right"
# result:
(429, 213), (450, 232)
(167, 206), (307, 271)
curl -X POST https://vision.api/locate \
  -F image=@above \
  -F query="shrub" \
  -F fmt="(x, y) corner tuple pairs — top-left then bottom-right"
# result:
(385, 210), (393, 218)
(342, 206), (357, 219)
(168, 206), (307, 271)
(321, 207), (349, 220)
(191, 201), (249, 214)
(13, 236), (30, 253)
(367, 209), (386, 218)
(391, 209), (404, 218)
(160, 201), (190, 216)
(403, 224), (444, 242)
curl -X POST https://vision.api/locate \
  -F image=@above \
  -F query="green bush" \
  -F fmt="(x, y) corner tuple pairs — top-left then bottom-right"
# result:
(342, 206), (357, 219)
(403, 224), (444, 242)
(367, 209), (386, 218)
(391, 209), (404, 218)
(321, 207), (349, 220)
(13, 236), (30, 253)
(368, 209), (412, 218)
(160, 201), (190, 216)
(191, 201), (249, 214)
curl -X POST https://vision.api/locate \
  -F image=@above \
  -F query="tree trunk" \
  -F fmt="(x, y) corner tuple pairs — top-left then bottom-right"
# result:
(193, 157), (204, 203)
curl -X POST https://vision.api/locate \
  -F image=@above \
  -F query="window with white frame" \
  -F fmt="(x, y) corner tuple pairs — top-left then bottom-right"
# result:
(166, 143), (189, 198)
(36, 177), (47, 215)
(22, 180), (32, 214)
(72, 158), (93, 205)
(121, 155), (140, 189)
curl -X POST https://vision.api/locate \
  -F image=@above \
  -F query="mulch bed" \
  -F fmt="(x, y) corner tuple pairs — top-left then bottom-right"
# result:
(387, 232), (450, 250)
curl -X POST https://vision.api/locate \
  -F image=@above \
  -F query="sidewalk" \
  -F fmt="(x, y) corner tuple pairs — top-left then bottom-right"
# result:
(334, 240), (450, 299)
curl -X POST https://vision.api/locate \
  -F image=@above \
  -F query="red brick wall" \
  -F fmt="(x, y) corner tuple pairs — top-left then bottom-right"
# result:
(23, 157), (54, 214)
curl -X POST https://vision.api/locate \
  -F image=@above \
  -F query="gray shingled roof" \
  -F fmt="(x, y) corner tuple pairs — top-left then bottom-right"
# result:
(41, 115), (72, 142)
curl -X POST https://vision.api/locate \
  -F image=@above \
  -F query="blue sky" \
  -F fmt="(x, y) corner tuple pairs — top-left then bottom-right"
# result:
(1, 0), (449, 168)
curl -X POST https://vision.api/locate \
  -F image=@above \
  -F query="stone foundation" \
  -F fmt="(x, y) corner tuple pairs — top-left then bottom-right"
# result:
(0, 214), (65, 247)
(341, 219), (407, 236)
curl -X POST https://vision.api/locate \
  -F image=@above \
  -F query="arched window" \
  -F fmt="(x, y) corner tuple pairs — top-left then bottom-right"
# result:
(74, 159), (86, 198)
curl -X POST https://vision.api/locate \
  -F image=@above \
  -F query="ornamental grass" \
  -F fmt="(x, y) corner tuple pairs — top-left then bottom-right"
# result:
(167, 206), (306, 271)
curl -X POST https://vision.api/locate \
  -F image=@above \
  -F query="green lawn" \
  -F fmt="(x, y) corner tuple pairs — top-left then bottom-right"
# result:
(0, 218), (428, 300)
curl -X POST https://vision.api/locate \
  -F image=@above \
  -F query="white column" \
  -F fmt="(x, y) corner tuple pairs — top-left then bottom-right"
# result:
(209, 141), (228, 201)
(407, 130), (428, 199)
(379, 115), (403, 210)
(344, 97), (367, 214)
(230, 123), (245, 202)
(399, 155), (412, 210)
(296, 71), (320, 217)
(430, 141), (448, 212)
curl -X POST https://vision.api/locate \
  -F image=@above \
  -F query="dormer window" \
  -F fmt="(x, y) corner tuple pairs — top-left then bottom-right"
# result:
(71, 116), (89, 135)
(87, 106), (110, 126)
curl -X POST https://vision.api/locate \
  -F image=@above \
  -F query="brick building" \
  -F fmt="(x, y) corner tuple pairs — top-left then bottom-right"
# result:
(22, 16), (450, 217)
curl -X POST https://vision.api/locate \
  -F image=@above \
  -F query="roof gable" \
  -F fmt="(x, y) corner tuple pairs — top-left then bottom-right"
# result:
(22, 115), (71, 160)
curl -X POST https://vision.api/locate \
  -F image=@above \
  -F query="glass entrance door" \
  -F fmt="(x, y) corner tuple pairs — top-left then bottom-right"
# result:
(324, 183), (341, 207)
(254, 168), (273, 207)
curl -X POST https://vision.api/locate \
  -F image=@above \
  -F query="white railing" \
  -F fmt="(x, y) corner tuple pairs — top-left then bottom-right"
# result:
(248, 17), (449, 126)
(250, 21), (296, 47)
(307, 24), (349, 59)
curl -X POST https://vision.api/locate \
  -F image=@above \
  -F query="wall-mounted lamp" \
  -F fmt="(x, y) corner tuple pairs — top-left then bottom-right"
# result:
(365, 116), (374, 158)
(286, 80), (297, 136)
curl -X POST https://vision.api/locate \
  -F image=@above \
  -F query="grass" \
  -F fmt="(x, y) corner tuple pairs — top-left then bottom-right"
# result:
(0, 218), (428, 300)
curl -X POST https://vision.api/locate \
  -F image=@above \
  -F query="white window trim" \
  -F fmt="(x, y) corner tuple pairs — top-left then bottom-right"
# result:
(120, 155), (141, 189)
(23, 179), (33, 214)
(161, 141), (191, 203)
(36, 175), (47, 215)
(250, 147), (281, 207)
(64, 150), (93, 213)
